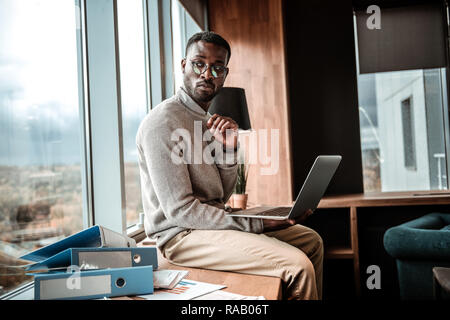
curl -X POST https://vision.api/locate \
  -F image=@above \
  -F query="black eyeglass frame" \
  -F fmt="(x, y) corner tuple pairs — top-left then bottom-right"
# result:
(189, 60), (229, 79)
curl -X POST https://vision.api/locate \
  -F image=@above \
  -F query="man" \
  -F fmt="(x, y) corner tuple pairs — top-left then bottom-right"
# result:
(136, 31), (323, 300)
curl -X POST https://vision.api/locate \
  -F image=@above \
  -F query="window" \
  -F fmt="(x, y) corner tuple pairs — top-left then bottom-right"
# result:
(172, 0), (202, 91)
(117, 0), (149, 227)
(355, 4), (449, 192)
(114, 0), (204, 227)
(0, 0), (199, 299)
(357, 69), (449, 192)
(0, 0), (84, 295)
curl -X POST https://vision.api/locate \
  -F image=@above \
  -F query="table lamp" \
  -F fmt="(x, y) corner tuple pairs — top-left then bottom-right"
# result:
(209, 87), (252, 210)
(208, 87), (252, 130)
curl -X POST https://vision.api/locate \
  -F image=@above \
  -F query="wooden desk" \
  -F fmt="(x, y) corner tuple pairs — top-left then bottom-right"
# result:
(317, 190), (450, 297)
(136, 241), (282, 300)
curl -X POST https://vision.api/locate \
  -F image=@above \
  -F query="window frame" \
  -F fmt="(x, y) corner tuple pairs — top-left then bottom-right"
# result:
(443, 3), (450, 190)
(400, 95), (417, 171)
(82, 0), (176, 235)
(83, 0), (127, 234)
(77, 0), (94, 230)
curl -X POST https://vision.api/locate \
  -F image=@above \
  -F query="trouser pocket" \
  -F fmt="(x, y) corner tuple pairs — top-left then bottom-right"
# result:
(161, 229), (192, 259)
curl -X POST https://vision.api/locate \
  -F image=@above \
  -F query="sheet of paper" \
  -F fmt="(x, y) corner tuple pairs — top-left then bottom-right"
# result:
(153, 270), (189, 289)
(138, 279), (225, 300)
(193, 290), (266, 300)
(169, 270), (189, 289)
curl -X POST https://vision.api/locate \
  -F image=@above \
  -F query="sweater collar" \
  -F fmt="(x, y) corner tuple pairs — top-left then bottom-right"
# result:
(177, 87), (213, 120)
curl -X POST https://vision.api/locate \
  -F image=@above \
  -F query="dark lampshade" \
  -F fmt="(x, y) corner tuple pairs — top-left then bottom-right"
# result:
(208, 87), (252, 130)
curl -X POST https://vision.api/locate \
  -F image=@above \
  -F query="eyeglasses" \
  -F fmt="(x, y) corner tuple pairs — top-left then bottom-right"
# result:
(190, 61), (228, 79)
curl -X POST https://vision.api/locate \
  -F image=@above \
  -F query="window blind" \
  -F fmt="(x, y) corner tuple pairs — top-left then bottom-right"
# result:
(355, 3), (447, 74)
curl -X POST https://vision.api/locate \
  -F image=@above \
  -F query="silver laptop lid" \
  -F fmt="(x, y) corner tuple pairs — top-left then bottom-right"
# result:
(288, 155), (342, 219)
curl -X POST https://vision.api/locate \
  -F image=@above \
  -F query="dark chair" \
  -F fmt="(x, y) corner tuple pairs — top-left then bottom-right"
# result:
(383, 212), (450, 299)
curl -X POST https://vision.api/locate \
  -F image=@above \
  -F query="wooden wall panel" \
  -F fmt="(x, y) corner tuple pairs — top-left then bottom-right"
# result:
(208, 0), (293, 206)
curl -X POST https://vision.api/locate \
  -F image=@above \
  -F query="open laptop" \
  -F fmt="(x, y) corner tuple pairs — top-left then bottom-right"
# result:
(227, 155), (342, 220)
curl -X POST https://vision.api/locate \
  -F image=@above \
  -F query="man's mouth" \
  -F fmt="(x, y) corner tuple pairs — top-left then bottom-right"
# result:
(197, 82), (214, 90)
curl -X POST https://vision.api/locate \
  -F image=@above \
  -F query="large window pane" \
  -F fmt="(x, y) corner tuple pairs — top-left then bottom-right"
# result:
(117, 0), (148, 227)
(0, 0), (84, 294)
(357, 68), (449, 192)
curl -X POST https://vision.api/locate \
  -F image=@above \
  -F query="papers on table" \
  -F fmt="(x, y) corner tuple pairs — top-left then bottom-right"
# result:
(140, 268), (267, 301)
(193, 290), (266, 300)
(138, 279), (226, 300)
(153, 269), (189, 289)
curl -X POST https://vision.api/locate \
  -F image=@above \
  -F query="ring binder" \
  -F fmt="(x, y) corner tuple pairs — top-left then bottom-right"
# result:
(34, 265), (154, 300)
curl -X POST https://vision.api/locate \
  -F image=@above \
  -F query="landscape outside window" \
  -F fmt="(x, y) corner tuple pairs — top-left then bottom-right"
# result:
(0, 0), (83, 295)
(357, 68), (449, 192)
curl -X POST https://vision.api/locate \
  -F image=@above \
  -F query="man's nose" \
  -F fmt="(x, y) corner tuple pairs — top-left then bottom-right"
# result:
(201, 66), (214, 81)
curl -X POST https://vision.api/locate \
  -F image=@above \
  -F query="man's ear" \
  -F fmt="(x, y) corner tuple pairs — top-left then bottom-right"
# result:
(223, 67), (229, 82)
(181, 58), (186, 73)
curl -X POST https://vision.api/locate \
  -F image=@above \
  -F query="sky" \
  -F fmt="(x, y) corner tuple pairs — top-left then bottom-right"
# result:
(0, 0), (147, 166)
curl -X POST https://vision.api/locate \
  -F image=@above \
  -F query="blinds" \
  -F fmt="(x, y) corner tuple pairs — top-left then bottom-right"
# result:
(178, 0), (207, 30)
(355, 3), (447, 74)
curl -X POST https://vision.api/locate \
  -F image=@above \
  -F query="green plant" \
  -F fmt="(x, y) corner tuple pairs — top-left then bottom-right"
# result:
(234, 162), (249, 194)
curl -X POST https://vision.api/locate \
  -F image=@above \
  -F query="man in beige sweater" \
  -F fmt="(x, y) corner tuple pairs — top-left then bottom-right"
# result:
(136, 31), (323, 300)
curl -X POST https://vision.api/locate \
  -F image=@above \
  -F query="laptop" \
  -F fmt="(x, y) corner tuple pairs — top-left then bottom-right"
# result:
(227, 155), (342, 220)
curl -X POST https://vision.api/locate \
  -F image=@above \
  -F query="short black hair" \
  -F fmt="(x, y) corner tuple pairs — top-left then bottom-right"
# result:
(185, 31), (231, 64)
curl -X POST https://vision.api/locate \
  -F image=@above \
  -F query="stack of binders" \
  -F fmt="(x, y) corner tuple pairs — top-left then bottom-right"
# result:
(20, 225), (157, 300)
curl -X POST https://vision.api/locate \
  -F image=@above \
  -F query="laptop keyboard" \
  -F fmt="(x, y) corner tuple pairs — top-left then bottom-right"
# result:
(256, 207), (291, 217)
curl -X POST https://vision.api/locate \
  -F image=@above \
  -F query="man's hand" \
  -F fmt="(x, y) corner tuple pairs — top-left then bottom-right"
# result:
(262, 209), (314, 232)
(206, 114), (238, 150)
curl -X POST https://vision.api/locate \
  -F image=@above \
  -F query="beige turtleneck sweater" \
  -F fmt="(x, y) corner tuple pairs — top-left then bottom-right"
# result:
(136, 88), (263, 249)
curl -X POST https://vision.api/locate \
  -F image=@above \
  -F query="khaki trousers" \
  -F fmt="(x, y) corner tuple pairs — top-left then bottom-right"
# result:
(160, 224), (324, 300)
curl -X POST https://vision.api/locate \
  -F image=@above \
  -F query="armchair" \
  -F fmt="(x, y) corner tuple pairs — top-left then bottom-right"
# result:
(383, 213), (450, 299)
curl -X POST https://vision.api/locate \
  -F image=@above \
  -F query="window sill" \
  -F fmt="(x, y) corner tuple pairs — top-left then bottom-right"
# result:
(127, 224), (147, 243)
(0, 281), (34, 300)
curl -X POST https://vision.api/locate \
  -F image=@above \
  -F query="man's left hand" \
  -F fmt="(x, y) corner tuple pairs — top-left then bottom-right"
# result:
(262, 209), (314, 232)
(206, 114), (238, 150)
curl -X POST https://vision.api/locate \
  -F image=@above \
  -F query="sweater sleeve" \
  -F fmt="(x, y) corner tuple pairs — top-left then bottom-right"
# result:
(137, 117), (263, 233)
(215, 148), (238, 204)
